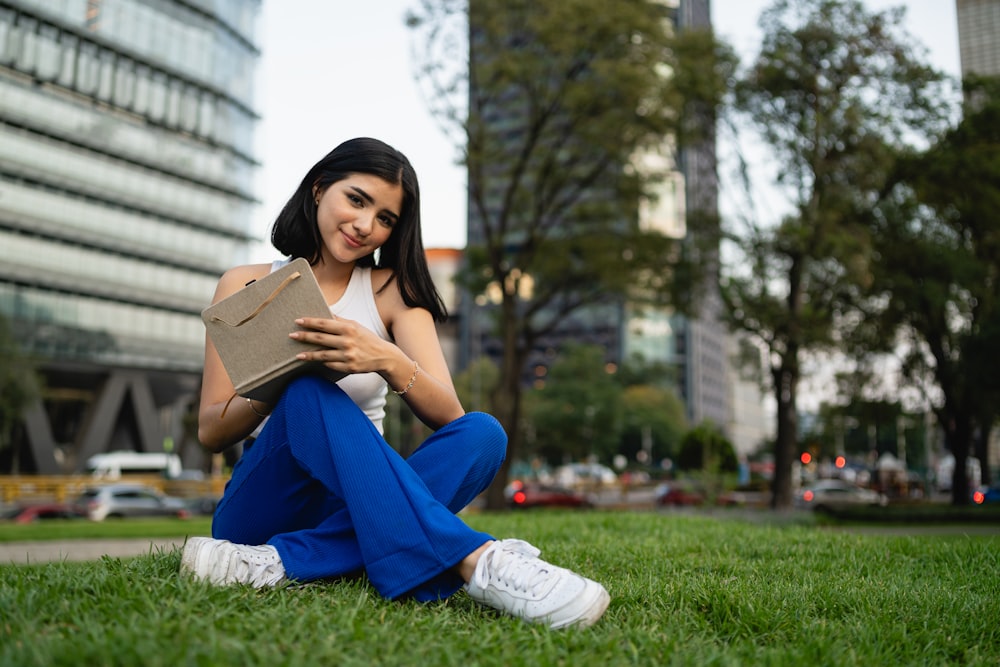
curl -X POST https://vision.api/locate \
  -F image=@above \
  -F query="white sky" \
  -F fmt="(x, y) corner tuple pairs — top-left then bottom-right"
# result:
(251, 1), (961, 261)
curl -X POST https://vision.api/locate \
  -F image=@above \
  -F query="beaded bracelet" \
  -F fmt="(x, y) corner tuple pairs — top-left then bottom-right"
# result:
(246, 397), (269, 417)
(393, 361), (420, 396)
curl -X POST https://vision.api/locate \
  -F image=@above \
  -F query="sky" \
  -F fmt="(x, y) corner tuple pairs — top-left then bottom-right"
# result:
(250, 1), (962, 261)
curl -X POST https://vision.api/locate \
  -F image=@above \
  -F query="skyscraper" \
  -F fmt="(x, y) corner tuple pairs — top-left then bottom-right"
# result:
(956, 0), (1000, 76)
(0, 0), (261, 473)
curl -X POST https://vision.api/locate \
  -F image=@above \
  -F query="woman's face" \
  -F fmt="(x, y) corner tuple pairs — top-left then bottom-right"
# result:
(314, 173), (403, 265)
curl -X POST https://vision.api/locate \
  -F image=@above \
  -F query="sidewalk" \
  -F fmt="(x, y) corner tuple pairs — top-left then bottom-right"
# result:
(0, 538), (185, 565)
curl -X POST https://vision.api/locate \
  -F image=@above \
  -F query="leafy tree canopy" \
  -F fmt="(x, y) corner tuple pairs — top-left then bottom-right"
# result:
(720, 0), (953, 508)
(862, 75), (1000, 499)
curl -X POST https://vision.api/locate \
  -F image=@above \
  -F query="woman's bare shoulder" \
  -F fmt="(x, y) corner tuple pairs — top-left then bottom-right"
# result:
(212, 263), (274, 300)
(371, 268), (412, 331)
(372, 268), (407, 302)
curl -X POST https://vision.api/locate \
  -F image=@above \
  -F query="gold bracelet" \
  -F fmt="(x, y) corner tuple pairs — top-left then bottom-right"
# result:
(246, 397), (268, 417)
(393, 361), (420, 396)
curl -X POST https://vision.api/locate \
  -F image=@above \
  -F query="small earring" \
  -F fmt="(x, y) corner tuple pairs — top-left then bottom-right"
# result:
(314, 195), (320, 206)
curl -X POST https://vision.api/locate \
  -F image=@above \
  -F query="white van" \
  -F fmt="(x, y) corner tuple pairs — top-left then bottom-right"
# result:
(85, 451), (182, 480)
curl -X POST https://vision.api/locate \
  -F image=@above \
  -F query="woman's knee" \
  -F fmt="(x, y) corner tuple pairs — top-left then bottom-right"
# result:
(459, 412), (508, 464)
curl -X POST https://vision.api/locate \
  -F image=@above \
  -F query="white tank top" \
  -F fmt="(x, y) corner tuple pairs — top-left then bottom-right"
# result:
(271, 259), (391, 433)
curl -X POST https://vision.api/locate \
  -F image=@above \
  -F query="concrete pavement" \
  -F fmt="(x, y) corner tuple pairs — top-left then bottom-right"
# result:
(0, 538), (185, 565)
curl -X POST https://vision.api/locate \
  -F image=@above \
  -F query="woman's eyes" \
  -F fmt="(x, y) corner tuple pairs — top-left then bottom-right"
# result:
(346, 194), (396, 227)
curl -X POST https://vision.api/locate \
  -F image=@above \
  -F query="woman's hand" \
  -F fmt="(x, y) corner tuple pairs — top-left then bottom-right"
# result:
(290, 315), (399, 377)
(293, 306), (465, 429)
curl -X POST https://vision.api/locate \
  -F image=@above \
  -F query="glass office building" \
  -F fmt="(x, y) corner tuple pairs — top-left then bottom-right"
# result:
(0, 0), (261, 473)
(957, 0), (1000, 76)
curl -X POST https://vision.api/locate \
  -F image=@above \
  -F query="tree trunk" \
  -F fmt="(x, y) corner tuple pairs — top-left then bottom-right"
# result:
(482, 296), (527, 510)
(945, 414), (974, 506)
(770, 363), (799, 510)
(973, 417), (993, 489)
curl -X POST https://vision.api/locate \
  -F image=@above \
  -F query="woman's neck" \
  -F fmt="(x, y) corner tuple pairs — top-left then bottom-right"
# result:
(310, 259), (356, 305)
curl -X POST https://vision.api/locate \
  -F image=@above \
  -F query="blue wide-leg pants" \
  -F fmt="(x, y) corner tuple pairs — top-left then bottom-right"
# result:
(211, 376), (507, 601)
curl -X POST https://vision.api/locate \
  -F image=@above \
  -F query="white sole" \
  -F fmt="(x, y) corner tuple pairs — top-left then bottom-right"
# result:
(550, 582), (611, 630)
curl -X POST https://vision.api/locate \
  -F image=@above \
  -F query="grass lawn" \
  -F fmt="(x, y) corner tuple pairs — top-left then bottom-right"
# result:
(1, 510), (997, 666)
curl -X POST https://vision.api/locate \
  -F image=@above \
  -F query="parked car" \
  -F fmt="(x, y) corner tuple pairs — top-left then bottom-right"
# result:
(794, 480), (887, 512)
(655, 482), (742, 508)
(73, 484), (190, 521)
(504, 480), (592, 509)
(655, 482), (705, 507)
(1, 503), (88, 523)
(552, 462), (618, 488)
(974, 483), (1000, 505)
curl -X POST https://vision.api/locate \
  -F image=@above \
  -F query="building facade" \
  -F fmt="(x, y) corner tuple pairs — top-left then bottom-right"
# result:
(0, 0), (261, 473)
(957, 0), (1000, 76)
(956, 0), (1000, 478)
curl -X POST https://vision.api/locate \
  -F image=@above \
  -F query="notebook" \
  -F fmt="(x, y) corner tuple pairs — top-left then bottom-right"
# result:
(201, 257), (343, 404)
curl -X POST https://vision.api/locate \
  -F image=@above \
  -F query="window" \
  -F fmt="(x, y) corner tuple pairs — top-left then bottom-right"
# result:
(76, 41), (100, 95)
(113, 59), (136, 108)
(15, 17), (38, 73)
(55, 32), (78, 88)
(35, 25), (61, 81)
(0, 8), (15, 65)
(96, 49), (115, 102)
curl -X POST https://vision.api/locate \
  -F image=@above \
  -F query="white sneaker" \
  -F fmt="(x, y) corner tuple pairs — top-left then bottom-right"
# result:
(464, 539), (610, 629)
(180, 537), (287, 589)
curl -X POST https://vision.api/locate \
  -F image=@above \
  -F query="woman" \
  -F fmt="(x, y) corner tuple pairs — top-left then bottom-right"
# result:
(181, 138), (610, 629)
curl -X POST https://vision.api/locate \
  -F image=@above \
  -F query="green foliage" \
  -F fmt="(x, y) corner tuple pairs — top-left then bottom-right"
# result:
(525, 344), (623, 464)
(521, 345), (689, 467)
(0, 315), (42, 455)
(619, 384), (687, 465)
(676, 421), (738, 473)
(864, 75), (1000, 500)
(452, 356), (500, 415)
(721, 0), (954, 508)
(2, 513), (998, 666)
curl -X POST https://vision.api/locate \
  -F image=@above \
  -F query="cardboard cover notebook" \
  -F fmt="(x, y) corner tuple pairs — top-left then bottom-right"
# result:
(201, 257), (343, 405)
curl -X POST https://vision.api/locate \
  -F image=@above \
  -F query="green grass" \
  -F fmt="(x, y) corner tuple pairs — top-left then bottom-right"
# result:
(0, 517), (212, 543)
(1, 511), (998, 666)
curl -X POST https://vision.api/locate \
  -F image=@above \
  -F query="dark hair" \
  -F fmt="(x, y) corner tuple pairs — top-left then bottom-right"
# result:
(271, 137), (447, 322)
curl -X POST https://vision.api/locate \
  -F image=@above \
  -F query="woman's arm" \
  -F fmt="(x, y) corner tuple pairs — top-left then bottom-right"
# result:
(382, 304), (465, 429)
(290, 274), (465, 430)
(198, 264), (273, 452)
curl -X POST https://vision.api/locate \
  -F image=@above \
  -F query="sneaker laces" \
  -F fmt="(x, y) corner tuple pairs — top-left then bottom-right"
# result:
(472, 539), (558, 598)
(232, 545), (285, 588)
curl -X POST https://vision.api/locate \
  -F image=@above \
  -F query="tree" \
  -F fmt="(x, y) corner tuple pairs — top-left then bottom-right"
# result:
(863, 76), (1000, 504)
(408, 0), (732, 507)
(0, 315), (42, 472)
(452, 355), (500, 415)
(620, 384), (688, 467)
(720, 0), (953, 509)
(524, 344), (623, 465)
(676, 421), (738, 473)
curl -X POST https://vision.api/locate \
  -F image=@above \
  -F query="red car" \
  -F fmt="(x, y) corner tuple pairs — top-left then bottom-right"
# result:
(655, 483), (742, 507)
(1, 503), (88, 523)
(655, 483), (705, 507)
(505, 480), (592, 509)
